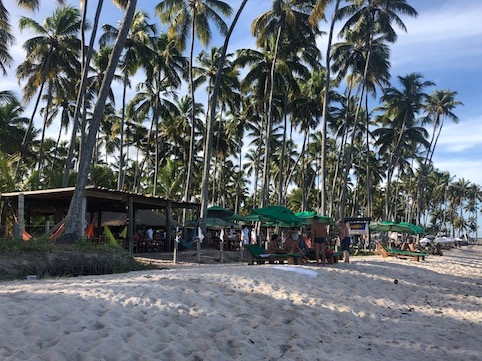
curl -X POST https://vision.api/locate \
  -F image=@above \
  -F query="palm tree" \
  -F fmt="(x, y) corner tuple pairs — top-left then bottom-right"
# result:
(100, 10), (157, 190)
(16, 6), (82, 183)
(0, 0), (67, 75)
(0, 91), (30, 155)
(62, 0), (108, 187)
(128, 33), (186, 195)
(415, 89), (462, 220)
(251, 0), (319, 207)
(335, 0), (418, 219)
(156, 0), (232, 206)
(309, 0), (341, 215)
(0, 1), (15, 75)
(373, 73), (432, 219)
(60, 0), (138, 242)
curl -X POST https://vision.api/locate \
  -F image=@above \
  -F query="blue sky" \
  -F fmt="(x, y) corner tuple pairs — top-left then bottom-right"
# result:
(3, 0), (482, 186)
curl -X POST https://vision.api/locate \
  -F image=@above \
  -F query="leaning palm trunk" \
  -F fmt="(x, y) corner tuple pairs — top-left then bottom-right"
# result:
(14, 80), (45, 183)
(63, 0), (104, 187)
(59, 0), (138, 241)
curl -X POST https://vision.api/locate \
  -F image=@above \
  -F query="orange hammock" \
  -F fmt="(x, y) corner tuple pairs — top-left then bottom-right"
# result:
(49, 223), (65, 241)
(85, 221), (95, 239)
(22, 229), (32, 241)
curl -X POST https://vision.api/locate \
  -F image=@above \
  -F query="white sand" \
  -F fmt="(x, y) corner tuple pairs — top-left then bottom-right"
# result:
(1, 246), (481, 361)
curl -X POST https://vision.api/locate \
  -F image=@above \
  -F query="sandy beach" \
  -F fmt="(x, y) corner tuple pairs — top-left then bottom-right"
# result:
(0, 246), (480, 361)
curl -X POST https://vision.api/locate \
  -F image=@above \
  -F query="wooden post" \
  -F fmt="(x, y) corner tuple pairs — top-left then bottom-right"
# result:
(81, 197), (87, 238)
(18, 193), (25, 239)
(128, 196), (134, 253)
(166, 202), (172, 251)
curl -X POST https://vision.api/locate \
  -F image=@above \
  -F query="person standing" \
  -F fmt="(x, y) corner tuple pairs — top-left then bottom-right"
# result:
(337, 220), (351, 263)
(310, 216), (328, 265)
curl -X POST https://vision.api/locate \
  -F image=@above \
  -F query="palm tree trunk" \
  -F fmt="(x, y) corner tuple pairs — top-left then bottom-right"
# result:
(183, 14), (197, 206)
(278, 96), (288, 205)
(117, 75), (127, 190)
(63, 0), (104, 187)
(260, 26), (282, 208)
(14, 80), (45, 183)
(320, 0), (341, 215)
(60, 0), (138, 241)
(199, 0), (248, 238)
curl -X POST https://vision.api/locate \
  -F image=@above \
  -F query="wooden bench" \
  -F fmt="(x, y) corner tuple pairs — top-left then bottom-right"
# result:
(247, 245), (301, 265)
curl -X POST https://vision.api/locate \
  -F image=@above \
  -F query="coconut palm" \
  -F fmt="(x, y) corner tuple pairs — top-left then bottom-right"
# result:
(128, 33), (186, 195)
(415, 89), (462, 219)
(335, 0), (418, 219)
(61, 0), (138, 241)
(372, 73), (432, 219)
(0, 92), (30, 155)
(16, 6), (82, 183)
(156, 0), (232, 208)
(308, 0), (341, 215)
(251, 0), (319, 207)
(100, 10), (157, 190)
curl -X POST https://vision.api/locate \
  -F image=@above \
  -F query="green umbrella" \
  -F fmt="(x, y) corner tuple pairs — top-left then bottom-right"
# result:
(251, 206), (303, 226)
(226, 213), (249, 223)
(244, 213), (270, 223)
(294, 211), (333, 225)
(188, 217), (237, 229)
(207, 206), (234, 218)
(369, 221), (413, 233)
(399, 222), (425, 235)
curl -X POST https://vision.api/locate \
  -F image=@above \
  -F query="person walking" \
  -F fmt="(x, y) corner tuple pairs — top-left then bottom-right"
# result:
(310, 216), (328, 265)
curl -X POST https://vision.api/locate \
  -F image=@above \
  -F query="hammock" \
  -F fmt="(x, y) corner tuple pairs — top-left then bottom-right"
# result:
(85, 221), (95, 239)
(103, 225), (118, 246)
(176, 221), (202, 249)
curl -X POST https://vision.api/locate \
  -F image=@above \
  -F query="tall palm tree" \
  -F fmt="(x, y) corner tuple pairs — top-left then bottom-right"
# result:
(128, 33), (186, 195)
(156, 0), (232, 206)
(309, 0), (340, 215)
(415, 89), (462, 220)
(373, 73), (432, 219)
(335, 0), (418, 218)
(100, 10), (157, 190)
(60, 0), (138, 242)
(0, 0), (66, 75)
(251, 0), (319, 207)
(16, 6), (82, 183)
(0, 92), (29, 155)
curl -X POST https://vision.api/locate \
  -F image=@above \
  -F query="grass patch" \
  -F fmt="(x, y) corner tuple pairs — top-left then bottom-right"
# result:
(0, 237), (156, 281)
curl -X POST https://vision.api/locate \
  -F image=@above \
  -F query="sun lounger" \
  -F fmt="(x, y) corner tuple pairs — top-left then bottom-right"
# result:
(247, 244), (301, 265)
(377, 243), (428, 262)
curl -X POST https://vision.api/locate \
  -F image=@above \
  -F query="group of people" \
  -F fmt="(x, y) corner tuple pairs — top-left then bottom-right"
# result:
(267, 216), (352, 264)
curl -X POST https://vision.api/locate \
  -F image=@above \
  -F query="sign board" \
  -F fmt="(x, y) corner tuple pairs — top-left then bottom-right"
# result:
(349, 222), (368, 235)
